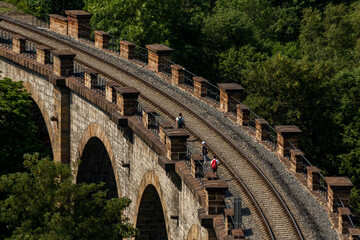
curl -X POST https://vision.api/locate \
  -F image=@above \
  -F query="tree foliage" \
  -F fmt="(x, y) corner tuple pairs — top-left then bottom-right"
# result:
(0, 78), (45, 175)
(0, 154), (137, 239)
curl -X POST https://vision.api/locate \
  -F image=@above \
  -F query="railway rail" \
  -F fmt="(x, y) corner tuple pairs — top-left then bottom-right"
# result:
(0, 15), (304, 240)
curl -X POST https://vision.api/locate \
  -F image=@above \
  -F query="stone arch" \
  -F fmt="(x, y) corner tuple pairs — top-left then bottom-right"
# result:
(22, 81), (54, 157)
(187, 224), (201, 240)
(134, 170), (170, 240)
(76, 123), (121, 198)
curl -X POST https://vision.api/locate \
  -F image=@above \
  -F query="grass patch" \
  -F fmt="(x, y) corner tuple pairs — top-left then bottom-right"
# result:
(0, 7), (12, 12)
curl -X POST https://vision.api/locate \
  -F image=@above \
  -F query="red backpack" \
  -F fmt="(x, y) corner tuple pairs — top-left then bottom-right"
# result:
(211, 159), (217, 169)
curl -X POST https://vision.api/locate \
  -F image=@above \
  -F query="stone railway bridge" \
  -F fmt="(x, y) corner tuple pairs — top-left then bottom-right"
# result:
(0, 10), (359, 240)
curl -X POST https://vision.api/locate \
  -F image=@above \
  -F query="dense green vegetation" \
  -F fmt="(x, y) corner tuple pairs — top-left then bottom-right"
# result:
(2, 0), (360, 224)
(0, 153), (137, 239)
(84, 0), (360, 218)
(0, 77), (46, 175)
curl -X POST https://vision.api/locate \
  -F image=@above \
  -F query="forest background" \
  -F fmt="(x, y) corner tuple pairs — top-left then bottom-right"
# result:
(3, 0), (360, 221)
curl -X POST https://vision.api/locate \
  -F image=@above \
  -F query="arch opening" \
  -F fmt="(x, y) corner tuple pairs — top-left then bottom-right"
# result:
(30, 98), (53, 158)
(136, 184), (168, 240)
(76, 137), (118, 198)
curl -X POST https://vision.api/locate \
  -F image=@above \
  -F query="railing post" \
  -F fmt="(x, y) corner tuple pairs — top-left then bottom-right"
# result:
(203, 180), (228, 214)
(237, 104), (250, 126)
(159, 121), (173, 144)
(306, 166), (320, 190)
(120, 41), (135, 59)
(190, 154), (203, 178)
(338, 207), (352, 234)
(146, 44), (173, 72)
(275, 125), (302, 157)
(94, 31), (109, 49)
(171, 64), (185, 85)
(12, 35), (26, 54)
(164, 128), (189, 160)
(65, 10), (92, 39)
(114, 87), (140, 116)
(290, 149), (303, 173)
(325, 177), (353, 212)
(142, 106), (157, 129)
(193, 76), (208, 98)
(36, 45), (52, 65)
(84, 68), (98, 89)
(105, 81), (120, 103)
(348, 228), (360, 240)
(255, 118), (268, 141)
(52, 50), (76, 77)
(49, 14), (68, 35)
(217, 83), (244, 112)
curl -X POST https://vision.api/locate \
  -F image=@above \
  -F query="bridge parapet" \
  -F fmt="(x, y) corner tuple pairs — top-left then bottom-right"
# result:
(36, 45), (52, 65)
(65, 10), (92, 39)
(52, 49), (76, 77)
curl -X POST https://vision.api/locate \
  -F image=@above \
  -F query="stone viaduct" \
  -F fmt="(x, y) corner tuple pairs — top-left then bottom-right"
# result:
(0, 10), (360, 240)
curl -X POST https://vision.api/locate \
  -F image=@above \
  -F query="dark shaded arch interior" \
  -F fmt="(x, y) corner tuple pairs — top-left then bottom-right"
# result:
(77, 137), (118, 198)
(136, 185), (168, 240)
(30, 98), (53, 158)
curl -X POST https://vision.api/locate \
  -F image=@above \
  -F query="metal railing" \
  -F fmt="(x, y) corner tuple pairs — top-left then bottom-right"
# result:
(94, 75), (107, 97)
(30, 15), (49, 29)
(135, 100), (143, 122)
(159, 56), (174, 78)
(184, 69), (195, 90)
(78, 23), (95, 44)
(134, 45), (148, 64)
(47, 51), (54, 66)
(224, 198), (248, 237)
(24, 39), (37, 59)
(73, 60), (86, 83)
(0, 30), (13, 49)
(206, 82), (220, 104)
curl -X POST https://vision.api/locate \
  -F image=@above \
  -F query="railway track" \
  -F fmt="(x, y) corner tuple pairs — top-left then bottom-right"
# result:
(0, 16), (304, 240)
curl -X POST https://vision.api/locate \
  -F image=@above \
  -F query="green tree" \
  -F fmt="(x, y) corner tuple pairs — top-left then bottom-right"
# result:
(332, 68), (360, 217)
(0, 78), (45, 175)
(0, 153), (137, 239)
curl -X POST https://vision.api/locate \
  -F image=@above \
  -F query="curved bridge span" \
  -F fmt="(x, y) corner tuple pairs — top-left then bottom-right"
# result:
(0, 13), (348, 240)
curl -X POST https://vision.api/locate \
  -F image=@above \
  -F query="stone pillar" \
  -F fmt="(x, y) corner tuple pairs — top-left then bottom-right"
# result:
(193, 76), (208, 98)
(65, 10), (92, 39)
(217, 83), (244, 112)
(159, 121), (173, 144)
(12, 35), (26, 54)
(84, 68), (98, 89)
(50, 76), (70, 164)
(115, 87), (140, 116)
(52, 50), (76, 77)
(338, 207), (352, 234)
(120, 41), (135, 59)
(290, 149), (303, 173)
(142, 106), (157, 129)
(146, 44), (173, 72)
(204, 180), (228, 214)
(349, 228), (360, 240)
(307, 166), (320, 191)
(237, 104), (250, 126)
(275, 125), (302, 157)
(94, 31), (109, 49)
(171, 64), (185, 85)
(255, 118), (268, 141)
(325, 177), (353, 212)
(190, 154), (203, 178)
(36, 45), (52, 65)
(164, 128), (189, 160)
(49, 14), (68, 35)
(105, 81), (119, 103)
